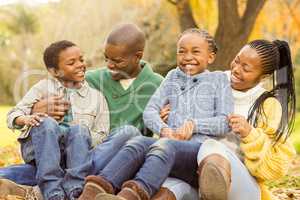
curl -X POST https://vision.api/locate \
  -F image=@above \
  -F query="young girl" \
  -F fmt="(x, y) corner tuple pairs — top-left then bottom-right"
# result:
(79, 28), (234, 200)
(197, 39), (296, 200)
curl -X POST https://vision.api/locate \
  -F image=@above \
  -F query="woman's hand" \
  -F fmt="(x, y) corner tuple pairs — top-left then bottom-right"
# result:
(228, 114), (253, 138)
(160, 104), (170, 123)
(15, 113), (48, 127)
(31, 95), (70, 121)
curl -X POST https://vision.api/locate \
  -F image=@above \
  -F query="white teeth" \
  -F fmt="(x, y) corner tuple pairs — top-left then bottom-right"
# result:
(231, 74), (241, 82)
(185, 64), (195, 69)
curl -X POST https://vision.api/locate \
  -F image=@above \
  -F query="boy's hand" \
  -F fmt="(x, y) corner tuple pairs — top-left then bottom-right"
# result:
(174, 120), (194, 140)
(228, 114), (252, 138)
(160, 104), (170, 123)
(31, 95), (70, 121)
(15, 113), (48, 127)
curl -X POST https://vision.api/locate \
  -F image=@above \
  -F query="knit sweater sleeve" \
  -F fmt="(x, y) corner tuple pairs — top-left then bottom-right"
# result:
(143, 71), (173, 135)
(240, 97), (296, 181)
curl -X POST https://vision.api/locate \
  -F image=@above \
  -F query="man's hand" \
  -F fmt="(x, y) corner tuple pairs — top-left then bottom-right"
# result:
(160, 104), (170, 123)
(31, 95), (70, 121)
(15, 113), (48, 127)
(228, 114), (252, 138)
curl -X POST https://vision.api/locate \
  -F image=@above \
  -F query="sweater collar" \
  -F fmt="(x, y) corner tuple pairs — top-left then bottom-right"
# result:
(175, 67), (210, 81)
(105, 60), (154, 96)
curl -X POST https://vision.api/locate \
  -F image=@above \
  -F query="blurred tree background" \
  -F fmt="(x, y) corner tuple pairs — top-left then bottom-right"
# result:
(0, 0), (299, 106)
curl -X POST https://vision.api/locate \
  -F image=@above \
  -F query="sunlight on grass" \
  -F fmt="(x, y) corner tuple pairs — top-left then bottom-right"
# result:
(292, 114), (300, 153)
(0, 106), (19, 147)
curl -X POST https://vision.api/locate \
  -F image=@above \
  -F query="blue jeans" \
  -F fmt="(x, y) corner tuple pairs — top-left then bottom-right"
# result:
(20, 117), (92, 200)
(99, 137), (201, 197)
(0, 125), (141, 196)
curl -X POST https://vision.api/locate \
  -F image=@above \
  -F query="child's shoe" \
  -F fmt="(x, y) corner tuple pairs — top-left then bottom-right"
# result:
(198, 154), (231, 200)
(0, 178), (39, 200)
(78, 175), (114, 200)
(95, 180), (150, 200)
(151, 187), (176, 200)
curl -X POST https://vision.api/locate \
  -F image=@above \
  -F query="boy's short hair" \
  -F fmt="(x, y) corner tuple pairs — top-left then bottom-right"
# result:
(43, 40), (76, 69)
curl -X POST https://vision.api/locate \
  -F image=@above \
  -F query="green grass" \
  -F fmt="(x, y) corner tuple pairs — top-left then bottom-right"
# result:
(292, 114), (300, 153)
(0, 106), (19, 147)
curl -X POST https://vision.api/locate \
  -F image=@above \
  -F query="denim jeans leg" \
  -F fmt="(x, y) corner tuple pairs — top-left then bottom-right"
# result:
(30, 117), (65, 199)
(168, 141), (200, 188)
(62, 125), (92, 197)
(99, 136), (156, 191)
(91, 125), (142, 175)
(133, 139), (201, 197)
(0, 164), (37, 186)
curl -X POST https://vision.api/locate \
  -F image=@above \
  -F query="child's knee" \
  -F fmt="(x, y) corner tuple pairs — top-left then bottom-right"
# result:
(148, 138), (175, 158)
(30, 117), (59, 136)
(112, 125), (142, 138)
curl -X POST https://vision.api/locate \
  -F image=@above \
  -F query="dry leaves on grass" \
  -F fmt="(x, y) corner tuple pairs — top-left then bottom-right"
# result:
(0, 196), (24, 200)
(270, 155), (300, 200)
(0, 143), (22, 167)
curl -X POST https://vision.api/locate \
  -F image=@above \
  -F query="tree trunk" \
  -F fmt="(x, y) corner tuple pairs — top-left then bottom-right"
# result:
(167, 0), (266, 71)
(176, 0), (197, 30)
(212, 0), (266, 70)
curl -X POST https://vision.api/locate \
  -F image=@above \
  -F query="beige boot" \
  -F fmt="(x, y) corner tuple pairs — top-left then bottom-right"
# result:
(95, 180), (150, 200)
(151, 187), (176, 200)
(198, 154), (231, 200)
(78, 175), (114, 200)
(0, 179), (39, 200)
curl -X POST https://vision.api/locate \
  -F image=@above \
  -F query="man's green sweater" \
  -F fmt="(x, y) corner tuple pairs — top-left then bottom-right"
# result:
(86, 61), (163, 135)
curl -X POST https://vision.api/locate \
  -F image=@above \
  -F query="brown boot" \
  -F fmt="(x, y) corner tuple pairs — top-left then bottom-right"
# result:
(0, 179), (39, 200)
(78, 175), (114, 200)
(95, 180), (150, 200)
(151, 187), (176, 200)
(198, 154), (231, 200)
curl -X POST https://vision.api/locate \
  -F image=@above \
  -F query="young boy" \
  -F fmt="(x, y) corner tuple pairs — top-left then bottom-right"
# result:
(7, 40), (109, 200)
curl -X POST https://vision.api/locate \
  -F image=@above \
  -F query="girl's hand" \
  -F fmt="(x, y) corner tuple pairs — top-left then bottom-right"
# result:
(160, 127), (175, 139)
(160, 104), (170, 123)
(228, 114), (252, 138)
(174, 120), (194, 140)
(160, 127), (184, 140)
(15, 113), (48, 127)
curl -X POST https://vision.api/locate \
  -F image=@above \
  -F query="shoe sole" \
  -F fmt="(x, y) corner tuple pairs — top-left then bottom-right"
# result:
(199, 162), (228, 200)
(95, 193), (126, 200)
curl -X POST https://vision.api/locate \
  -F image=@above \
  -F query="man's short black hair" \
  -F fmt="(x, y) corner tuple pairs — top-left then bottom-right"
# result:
(106, 23), (145, 54)
(43, 40), (76, 69)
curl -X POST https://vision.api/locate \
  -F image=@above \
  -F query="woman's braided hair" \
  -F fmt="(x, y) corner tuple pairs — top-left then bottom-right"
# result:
(247, 39), (295, 143)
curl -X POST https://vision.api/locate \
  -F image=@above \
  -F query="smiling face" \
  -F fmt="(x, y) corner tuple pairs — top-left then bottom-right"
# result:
(53, 46), (86, 82)
(104, 43), (141, 81)
(230, 45), (265, 91)
(177, 33), (215, 76)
